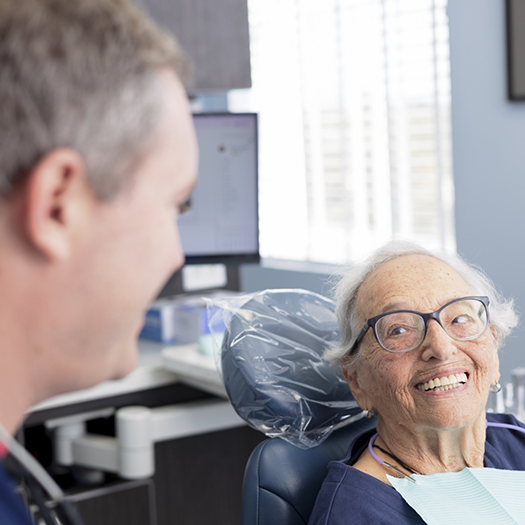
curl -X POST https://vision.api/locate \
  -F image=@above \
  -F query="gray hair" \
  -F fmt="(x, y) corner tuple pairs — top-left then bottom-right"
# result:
(325, 240), (519, 369)
(0, 0), (190, 200)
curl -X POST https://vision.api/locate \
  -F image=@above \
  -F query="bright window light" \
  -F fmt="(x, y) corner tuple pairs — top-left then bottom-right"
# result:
(229, 0), (455, 264)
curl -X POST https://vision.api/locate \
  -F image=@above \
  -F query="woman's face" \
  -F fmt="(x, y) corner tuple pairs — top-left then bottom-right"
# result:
(343, 254), (500, 433)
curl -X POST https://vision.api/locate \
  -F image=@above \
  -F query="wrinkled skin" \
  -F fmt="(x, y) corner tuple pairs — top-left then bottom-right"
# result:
(344, 254), (499, 478)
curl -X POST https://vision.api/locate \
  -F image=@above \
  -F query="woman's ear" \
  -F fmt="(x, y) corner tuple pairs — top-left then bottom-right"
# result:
(342, 365), (371, 411)
(492, 350), (501, 386)
(489, 326), (501, 385)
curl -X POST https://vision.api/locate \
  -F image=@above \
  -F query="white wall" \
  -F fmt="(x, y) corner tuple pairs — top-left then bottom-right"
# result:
(449, 0), (525, 384)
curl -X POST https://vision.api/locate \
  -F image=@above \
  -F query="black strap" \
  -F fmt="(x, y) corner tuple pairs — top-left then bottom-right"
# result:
(3, 454), (85, 525)
(372, 443), (418, 475)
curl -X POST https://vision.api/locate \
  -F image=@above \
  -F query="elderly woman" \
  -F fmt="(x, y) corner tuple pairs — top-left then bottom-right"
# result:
(309, 241), (521, 525)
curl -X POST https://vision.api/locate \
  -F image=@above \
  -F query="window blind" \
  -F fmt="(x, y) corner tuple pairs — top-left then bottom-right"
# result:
(229, 0), (455, 263)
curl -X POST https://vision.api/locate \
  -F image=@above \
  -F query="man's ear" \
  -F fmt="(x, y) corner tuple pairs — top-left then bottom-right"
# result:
(24, 148), (90, 261)
(342, 365), (371, 411)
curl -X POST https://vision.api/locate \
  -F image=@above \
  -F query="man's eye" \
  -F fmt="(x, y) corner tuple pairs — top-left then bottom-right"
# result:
(178, 199), (191, 214)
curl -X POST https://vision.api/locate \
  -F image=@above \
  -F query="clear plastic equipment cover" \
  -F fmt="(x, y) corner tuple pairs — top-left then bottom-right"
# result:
(206, 289), (363, 449)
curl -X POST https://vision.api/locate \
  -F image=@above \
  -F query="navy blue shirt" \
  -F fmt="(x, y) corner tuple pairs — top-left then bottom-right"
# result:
(309, 413), (525, 525)
(0, 459), (33, 525)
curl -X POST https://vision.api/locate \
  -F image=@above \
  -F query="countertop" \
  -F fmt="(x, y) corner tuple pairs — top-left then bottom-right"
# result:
(29, 339), (225, 414)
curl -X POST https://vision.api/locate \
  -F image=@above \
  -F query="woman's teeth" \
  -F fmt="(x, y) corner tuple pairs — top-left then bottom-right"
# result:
(417, 373), (468, 392)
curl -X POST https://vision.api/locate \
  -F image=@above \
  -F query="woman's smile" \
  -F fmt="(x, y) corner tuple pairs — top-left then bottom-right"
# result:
(416, 372), (469, 392)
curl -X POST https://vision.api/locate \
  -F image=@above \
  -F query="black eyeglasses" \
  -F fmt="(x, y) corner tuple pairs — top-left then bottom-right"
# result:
(349, 296), (490, 355)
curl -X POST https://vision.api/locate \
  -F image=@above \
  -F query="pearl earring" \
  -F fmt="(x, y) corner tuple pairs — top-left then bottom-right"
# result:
(489, 382), (502, 394)
(363, 408), (376, 419)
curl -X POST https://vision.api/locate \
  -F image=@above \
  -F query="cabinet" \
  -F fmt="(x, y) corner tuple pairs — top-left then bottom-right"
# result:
(136, 0), (251, 92)
(25, 384), (265, 525)
(24, 343), (266, 525)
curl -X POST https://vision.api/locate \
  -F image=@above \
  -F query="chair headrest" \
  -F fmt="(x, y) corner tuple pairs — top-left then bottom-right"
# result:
(219, 289), (363, 449)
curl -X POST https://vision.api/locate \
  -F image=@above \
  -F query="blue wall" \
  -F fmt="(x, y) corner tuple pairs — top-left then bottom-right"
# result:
(240, 263), (332, 297)
(450, 0), (525, 384)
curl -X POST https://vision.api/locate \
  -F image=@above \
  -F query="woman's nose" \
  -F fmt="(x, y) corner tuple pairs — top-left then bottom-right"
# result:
(419, 319), (458, 361)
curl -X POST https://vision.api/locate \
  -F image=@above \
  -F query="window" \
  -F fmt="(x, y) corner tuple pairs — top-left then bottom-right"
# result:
(229, 0), (455, 264)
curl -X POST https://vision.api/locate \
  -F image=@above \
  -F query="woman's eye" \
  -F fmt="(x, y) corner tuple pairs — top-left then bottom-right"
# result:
(388, 326), (407, 337)
(452, 314), (471, 325)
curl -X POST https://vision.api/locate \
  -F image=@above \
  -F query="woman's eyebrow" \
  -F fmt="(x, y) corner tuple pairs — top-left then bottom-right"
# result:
(378, 296), (462, 315)
(378, 302), (412, 314)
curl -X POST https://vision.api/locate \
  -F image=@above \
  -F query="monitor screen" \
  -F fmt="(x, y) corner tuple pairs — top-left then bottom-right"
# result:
(178, 113), (260, 265)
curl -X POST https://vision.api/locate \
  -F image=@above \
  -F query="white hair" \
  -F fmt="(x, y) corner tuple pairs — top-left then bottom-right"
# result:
(325, 240), (519, 369)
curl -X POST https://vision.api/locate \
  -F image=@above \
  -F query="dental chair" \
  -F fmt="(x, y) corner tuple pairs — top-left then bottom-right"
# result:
(240, 416), (376, 525)
(216, 289), (375, 525)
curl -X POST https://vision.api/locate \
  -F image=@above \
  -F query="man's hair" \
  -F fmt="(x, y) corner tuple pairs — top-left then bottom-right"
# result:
(0, 0), (190, 199)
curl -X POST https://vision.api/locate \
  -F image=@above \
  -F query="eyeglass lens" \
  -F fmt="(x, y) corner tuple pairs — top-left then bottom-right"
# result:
(374, 299), (488, 353)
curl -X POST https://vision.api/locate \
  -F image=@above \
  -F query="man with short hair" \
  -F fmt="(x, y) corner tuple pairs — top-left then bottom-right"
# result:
(0, 0), (197, 522)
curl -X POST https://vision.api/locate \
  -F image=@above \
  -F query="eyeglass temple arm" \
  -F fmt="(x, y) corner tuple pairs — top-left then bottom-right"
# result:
(349, 321), (370, 356)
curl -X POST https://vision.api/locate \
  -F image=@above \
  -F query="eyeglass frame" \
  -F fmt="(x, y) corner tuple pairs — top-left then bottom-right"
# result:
(348, 295), (490, 355)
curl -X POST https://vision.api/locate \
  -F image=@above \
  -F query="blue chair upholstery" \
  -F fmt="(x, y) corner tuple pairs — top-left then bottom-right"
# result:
(216, 289), (372, 524)
(241, 416), (377, 525)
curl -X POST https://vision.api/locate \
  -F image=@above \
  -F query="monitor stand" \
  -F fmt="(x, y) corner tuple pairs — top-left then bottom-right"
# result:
(159, 264), (241, 298)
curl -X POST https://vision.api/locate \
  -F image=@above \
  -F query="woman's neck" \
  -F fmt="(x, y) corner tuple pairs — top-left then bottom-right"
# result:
(375, 414), (487, 475)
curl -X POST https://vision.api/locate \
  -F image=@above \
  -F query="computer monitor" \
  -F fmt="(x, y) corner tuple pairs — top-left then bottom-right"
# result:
(178, 112), (260, 265)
